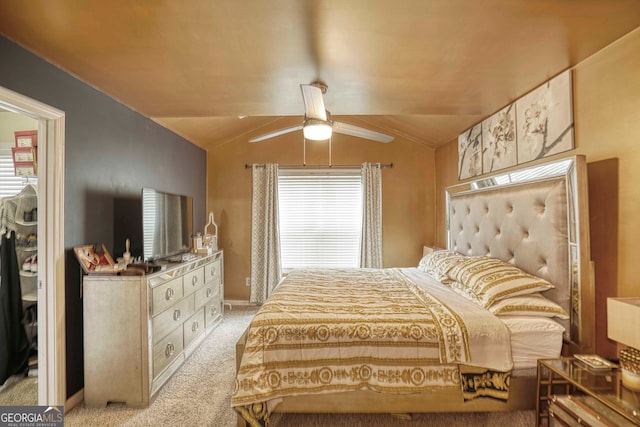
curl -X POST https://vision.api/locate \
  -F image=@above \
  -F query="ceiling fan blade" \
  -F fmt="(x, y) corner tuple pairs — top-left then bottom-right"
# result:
(333, 121), (394, 143)
(248, 125), (303, 143)
(300, 84), (327, 121)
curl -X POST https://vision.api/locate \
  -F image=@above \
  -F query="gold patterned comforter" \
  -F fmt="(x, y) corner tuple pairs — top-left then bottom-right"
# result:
(232, 268), (513, 425)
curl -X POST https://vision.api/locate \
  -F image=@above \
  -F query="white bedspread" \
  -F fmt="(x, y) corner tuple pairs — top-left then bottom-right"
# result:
(401, 268), (514, 371)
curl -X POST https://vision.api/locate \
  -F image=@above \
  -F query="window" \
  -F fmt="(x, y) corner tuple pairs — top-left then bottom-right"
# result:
(0, 142), (32, 198)
(278, 170), (362, 270)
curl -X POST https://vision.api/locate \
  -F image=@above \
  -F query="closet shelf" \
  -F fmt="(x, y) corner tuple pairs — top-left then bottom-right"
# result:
(22, 292), (38, 302)
(15, 219), (37, 227)
(20, 271), (37, 278)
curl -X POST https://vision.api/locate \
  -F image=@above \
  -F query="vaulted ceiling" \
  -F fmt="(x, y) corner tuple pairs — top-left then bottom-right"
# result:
(1, 1), (639, 151)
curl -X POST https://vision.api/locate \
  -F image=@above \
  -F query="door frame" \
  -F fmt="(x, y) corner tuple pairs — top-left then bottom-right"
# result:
(0, 85), (66, 406)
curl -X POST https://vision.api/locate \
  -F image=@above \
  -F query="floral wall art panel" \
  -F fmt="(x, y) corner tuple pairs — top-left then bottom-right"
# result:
(482, 103), (517, 174)
(516, 70), (574, 164)
(458, 123), (483, 180)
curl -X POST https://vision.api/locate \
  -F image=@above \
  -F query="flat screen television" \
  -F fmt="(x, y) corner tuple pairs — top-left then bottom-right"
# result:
(141, 188), (193, 262)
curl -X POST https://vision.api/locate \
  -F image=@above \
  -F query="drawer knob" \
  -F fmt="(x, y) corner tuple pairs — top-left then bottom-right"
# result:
(210, 266), (216, 275)
(210, 307), (217, 316)
(173, 309), (181, 321)
(206, 288), (213, 298)
(192, 321), (199, 332)
(165, 287), (175, 301)
(192, 276), (198, 286)
(165, 343), (175, 358)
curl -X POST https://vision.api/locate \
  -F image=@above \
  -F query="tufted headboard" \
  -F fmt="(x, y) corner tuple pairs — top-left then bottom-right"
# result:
(446, 155), (594, 353)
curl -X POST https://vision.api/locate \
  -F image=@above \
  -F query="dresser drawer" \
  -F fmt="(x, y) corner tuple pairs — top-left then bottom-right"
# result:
(205, 298), (222, 330)
(183, 266), (205, 295)
(204, 258), (222, 284)
(183, 308), (205, 347)
(151, 277), (183, 316)
(153, 327), (183, 377)
(152, 296), (194, 343)
(195, 283), (219, 309)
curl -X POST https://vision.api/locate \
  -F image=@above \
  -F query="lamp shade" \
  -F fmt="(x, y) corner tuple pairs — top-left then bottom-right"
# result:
(607, 297), (640, 349)
(303, 118), (332, 140)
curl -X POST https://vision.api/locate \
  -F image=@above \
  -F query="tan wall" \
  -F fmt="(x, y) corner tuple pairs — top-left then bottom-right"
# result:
(0, 111), (37, 142)
(435, 28), (640, 357)
(208, 133), (436, 300)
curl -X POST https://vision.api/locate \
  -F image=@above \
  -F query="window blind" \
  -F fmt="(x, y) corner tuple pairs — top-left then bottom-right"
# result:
(0, 143), (31, 198)
(278, 170), (362, 270)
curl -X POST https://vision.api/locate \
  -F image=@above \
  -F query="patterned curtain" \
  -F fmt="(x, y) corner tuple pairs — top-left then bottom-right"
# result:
(250, 164), (282, 304)
(360, 162), (383, 268)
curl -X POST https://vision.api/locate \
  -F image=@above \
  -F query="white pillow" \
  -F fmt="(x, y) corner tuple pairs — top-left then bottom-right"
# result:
(417, 250), (465, 283)
(488, 293), (569, 319)
(446, 256), (555, 308)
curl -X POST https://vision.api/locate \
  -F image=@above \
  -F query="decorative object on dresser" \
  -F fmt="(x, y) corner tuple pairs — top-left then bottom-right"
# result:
(82, 250), (224, 407)
(73, 244), (121, 275)
(200, 211), (218, 254)
(607, 297), (640, 391)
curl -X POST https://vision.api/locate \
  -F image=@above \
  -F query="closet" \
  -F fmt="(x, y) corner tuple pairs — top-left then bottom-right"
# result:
(0, 110), (39, 405)
(1, 183), (38, 372)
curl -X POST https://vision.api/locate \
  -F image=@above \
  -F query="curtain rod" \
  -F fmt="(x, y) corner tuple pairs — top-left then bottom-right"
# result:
(245, 163), (393, 170)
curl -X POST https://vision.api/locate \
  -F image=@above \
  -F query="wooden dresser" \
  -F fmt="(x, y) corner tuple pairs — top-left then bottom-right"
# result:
(82, 250), (224, 407)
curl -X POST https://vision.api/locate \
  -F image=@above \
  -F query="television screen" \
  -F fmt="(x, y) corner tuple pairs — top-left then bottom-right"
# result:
(142, 188), (193, 261)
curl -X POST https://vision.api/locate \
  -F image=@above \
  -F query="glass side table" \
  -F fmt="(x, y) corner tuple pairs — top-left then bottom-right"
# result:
(537, 357), (640, 426)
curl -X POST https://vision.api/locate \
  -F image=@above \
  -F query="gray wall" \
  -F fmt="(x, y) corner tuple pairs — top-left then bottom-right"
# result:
(0, 36), (207, 397)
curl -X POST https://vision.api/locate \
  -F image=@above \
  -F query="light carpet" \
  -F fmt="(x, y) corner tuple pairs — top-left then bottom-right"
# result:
(65, 305), (535, 426)
(0, 375), (38, 406)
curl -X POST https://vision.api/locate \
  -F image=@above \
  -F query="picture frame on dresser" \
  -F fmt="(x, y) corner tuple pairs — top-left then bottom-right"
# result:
(73, 244), (119, 274)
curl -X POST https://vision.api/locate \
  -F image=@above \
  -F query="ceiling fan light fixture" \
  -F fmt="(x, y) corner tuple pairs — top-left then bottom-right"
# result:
(303, 117), (333, 140)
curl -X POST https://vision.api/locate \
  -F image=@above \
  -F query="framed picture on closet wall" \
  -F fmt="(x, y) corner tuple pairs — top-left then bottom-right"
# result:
(11, 146), (35, 163)
(14, 130), (37, 147)
(14, 162), (36, 177)
(11, 130), (38, 177)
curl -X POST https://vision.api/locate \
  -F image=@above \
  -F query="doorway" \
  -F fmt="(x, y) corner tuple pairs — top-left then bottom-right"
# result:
(0, 85), (65, 407)
(0, 111), (39, 404)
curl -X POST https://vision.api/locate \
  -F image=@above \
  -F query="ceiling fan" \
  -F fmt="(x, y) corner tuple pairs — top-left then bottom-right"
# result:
(248, 82), (394, 143)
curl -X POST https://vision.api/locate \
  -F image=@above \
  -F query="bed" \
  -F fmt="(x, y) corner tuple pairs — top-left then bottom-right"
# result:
(233, 155), (594, 426)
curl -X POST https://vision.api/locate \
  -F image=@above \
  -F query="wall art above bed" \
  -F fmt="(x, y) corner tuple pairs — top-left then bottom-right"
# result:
(458, 69), (574, 180)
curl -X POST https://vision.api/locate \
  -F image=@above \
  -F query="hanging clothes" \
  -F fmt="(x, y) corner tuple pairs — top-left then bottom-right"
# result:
(0, 183), (38, 236)
(0, 183), (38, 384)
(0, 231), (30, 384)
